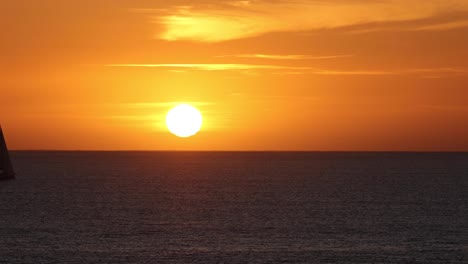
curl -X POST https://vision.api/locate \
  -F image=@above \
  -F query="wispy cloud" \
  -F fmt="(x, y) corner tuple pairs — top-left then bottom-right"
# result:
(106, 63), (292, 71)
(107, 63), (468, 77)
(230, 92), (319, 101)
(217, 54), (354, 60)
(123, 102), (215, 108)
(403, 67), (468, 78)
(346, 17), (468, 34)
(413, 19), (468, 31)
(405, 68), (468, 74)
(154, 0), (468, 42)
(106, 63), (390, 75)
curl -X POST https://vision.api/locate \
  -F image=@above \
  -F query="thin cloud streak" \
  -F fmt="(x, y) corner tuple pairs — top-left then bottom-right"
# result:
(123, 102), (215, 108)
(107, 63), (310, 71)
(230, 92), (319, 101)
(413, 19), (468, 31)
(346, 18), (468, 34)
(155, 0), (468, 42)
(218, 54), (354, 60)
(106, 63), (390, 75)
(107, 63), (468, 77)
(407, 68), (468, 73)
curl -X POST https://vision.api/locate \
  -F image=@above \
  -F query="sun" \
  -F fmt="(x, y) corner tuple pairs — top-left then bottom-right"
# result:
(166, 104), (203, 138)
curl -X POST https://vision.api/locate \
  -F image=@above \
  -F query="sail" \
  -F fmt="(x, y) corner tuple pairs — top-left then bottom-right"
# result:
(0, 126), (15, 179)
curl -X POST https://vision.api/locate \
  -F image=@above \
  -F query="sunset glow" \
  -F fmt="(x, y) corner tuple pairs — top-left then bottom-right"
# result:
(1, 0), (468, 151)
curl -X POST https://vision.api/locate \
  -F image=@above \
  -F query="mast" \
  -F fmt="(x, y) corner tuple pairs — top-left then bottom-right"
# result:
(0, 126), (15, 179)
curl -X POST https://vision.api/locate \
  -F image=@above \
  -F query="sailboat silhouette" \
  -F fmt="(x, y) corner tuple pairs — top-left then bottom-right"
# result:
(0, 126), (15, 180)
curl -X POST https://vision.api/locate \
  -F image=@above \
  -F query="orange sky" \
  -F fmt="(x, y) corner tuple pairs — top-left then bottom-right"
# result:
(1, 0), (468, 151)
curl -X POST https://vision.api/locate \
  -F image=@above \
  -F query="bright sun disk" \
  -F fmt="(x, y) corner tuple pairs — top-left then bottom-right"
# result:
(166, 104), (203, 138)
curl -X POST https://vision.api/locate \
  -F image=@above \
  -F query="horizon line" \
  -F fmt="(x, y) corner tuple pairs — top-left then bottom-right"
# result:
(9, 150), (468, 153)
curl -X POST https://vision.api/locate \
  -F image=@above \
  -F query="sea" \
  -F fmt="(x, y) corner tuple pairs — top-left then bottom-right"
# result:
(0, 151), (466, 263)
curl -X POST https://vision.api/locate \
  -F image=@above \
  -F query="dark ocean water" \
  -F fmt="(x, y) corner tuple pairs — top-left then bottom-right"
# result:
(0, 152), (467, 263)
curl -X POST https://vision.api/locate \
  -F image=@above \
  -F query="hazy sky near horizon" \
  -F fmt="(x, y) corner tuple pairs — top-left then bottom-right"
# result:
(1, 0), (468, 150)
